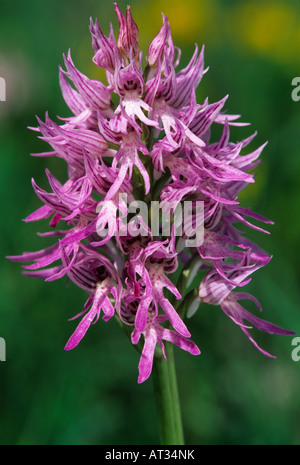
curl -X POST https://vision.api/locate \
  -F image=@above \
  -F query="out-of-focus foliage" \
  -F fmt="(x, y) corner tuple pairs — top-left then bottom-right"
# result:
(0, 0), (299, 445)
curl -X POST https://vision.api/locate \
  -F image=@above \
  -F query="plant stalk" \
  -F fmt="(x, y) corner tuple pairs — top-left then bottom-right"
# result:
(152, 342), (185, 445)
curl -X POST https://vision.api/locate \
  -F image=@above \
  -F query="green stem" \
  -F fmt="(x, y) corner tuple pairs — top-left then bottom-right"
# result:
(152, 343), (185, 445)
(166, 343), (185, 444)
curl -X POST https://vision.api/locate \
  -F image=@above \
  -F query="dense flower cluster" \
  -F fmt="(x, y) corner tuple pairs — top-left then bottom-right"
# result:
(9, 4), (293, 383)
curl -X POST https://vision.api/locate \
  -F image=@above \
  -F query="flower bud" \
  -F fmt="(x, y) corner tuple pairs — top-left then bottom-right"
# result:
(114, 3), (139, 62)
(147, 14), (168, 67)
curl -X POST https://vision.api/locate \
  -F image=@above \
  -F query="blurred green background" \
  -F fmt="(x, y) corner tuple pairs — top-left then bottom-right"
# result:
(1, 0), (300, 445)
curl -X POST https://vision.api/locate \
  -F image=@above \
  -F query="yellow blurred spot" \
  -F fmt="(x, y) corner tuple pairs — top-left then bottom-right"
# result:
(228, 1), (299, 67)
(134, 0), (219, 49)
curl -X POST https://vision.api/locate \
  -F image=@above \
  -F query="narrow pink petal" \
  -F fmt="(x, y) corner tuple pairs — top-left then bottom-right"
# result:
(137, 328), (157, 384)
